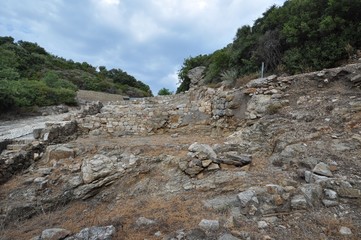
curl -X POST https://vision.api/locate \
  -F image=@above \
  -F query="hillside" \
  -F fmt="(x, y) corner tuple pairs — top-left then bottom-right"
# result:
(177, 0), (361, 93)
(0, 37), (152, 113)
(0, 62), (360, 239)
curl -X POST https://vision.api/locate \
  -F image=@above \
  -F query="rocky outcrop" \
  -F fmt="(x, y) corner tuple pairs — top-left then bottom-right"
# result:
(179, 142), (252, 177)
(188, 66), (206, 89)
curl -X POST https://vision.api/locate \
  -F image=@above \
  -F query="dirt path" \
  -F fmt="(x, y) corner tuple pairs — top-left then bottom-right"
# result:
(0, 112), (73, 141)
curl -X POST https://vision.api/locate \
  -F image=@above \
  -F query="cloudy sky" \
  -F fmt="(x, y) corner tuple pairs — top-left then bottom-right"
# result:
(0, 0), (286, 94)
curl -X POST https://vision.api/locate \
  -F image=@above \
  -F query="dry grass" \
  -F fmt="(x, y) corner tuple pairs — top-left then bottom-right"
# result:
(77, 90), (127, 103)
(2, 194), (217, 240)
(234, 73), (259, 88)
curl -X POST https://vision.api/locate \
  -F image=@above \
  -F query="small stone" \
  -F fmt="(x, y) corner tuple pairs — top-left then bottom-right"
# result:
(313, 162), (333, 177)
(198, 219), (219, 231)
(336, 187), (361, 198)
(339, 226), (352, 235)
(202, 160), (213, 168)
(135, 217), (156, 227)
(207, 163), (220, 170)
(248, 204), (258, 216)
(249, 113), (257, 119)
(266, 184), (283, 194)
(270, 89), (278, 94)
(218, 233), (241, 240)
(324, 189), (337, 199)
(350, 74), (361, 83)
(221, 153), (252, 167)
(273, 195), (284, 206)
(37, 168), (52, 176)
(40, 228), (71, 240)
(258, 221), (268, 229)
(322, 199), (338, 207)
(237, 190), (256, 207)
(224, 216), (235, 229)
(304, 170), (312, 183)
(34, 177), (47, 183)
(72, 225), (115, 240)
(262, 217), (279, 224)
(262, 235), (274, 240)
(291, 195), (308, 210)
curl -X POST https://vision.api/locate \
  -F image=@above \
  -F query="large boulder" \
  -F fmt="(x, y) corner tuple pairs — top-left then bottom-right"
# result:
(188, 66), (206, 89)
(188, 142), (217, 160)
(81, 154), (124, 184)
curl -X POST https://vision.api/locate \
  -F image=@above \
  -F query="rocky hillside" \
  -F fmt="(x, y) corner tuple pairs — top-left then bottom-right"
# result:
(0, 63), (360, 239)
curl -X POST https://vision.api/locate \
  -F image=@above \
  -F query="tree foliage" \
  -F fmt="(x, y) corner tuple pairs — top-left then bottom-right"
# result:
(177, 0), (361, 92)
(0, 37), (153, 112)
(158, 88), (173, 96)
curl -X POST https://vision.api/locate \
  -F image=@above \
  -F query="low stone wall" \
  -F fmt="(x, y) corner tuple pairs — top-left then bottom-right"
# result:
(77, 87), (249, 136)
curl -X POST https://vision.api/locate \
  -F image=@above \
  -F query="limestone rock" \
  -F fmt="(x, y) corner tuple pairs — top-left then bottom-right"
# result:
(336, 187), (361, 199)
(66, 225), (115, 240)
(80, 101), (103, 117)
(246, 77), (270, 88)
(185, 228), (207, 240)
(184, 164), (203, 177)
(81, 154), (123, 184)
(291, 195), (308, 210)
(339, 226), (352, 235)
(218, 233), (241, 240)
(135, 217), (156, 227)
(313, 162), (333, 177)
(322, 199), (338, 207)
(198, 219), (219, 231)
(237, 190), (256, 207)
(301, 184), (322, 207)
(46, 145), (75, 162)
(350, 74), (361, 83)
(207, 163), (220, 170)
(40, 228), (71, 240)
(203, 195), (239, 210)
(257, 221), (268, 229)
(188, 66), (206, 89)
(218, 152), (252, 167)
(246, 94), (272, 119)
(188, 142), (217, 160)
(324, 189), (337, 200)
(201, 160), (212, 167)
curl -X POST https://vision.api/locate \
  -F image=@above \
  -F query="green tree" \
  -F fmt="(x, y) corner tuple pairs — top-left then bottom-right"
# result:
(158, 88), (173, 96)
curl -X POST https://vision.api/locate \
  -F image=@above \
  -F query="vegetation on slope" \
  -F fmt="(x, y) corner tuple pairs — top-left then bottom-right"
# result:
(0, 36), (152, 112)
(177, 0), (361, 93)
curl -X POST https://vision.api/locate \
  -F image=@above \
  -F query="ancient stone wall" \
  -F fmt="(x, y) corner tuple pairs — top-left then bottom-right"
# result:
(77, 87), (249, 136)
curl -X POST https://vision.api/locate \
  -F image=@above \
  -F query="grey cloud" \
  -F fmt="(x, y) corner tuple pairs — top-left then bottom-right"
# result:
(0, 0), (286, 94)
